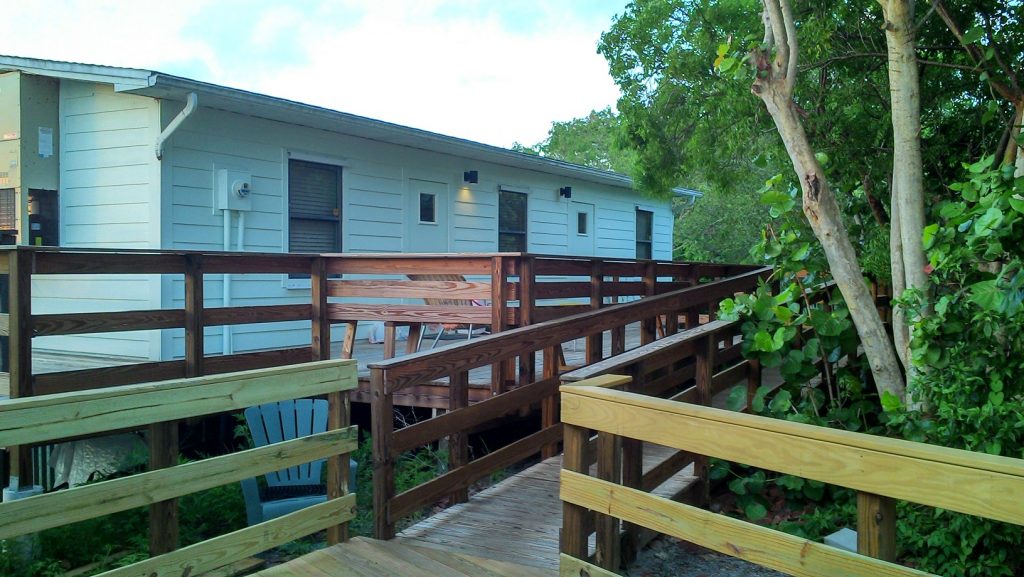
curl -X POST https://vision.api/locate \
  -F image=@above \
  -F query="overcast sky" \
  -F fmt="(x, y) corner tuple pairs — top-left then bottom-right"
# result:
(8, 0), (628, 148)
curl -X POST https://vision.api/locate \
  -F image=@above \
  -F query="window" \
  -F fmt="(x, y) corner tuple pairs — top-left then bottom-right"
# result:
(636, 209), (653, 259)
(577, 211), (588, 235)
(288, 159), (342, 253)
(498, 190), (527, 252)
(419, 192), (436, 223)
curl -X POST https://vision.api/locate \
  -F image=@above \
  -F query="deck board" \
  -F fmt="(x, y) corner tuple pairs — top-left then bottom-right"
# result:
(392, 442), (694, 572)
(251, 537), (550, 577)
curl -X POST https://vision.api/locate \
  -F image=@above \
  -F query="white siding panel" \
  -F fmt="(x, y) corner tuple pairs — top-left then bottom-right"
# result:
(41, 81), (162, 359)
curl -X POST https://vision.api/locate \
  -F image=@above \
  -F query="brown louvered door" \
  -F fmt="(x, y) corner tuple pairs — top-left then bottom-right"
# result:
(289, 159), (342, 253)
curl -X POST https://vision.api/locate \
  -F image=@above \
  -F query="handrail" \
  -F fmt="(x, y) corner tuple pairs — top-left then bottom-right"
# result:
(0, 360), (358, 577)
(559, 380), (1024, 576)
(369, 266), (771, 539)
(369, 266), (771, 391)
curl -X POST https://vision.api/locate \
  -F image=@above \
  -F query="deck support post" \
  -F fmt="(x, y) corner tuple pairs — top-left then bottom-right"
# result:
(448, 370), (470, 504)
(6, 249), (34, 493)
(746, 358), (762, 412)
(586, 260), (604, 364)
(560, 423), (590, 561)
(691, 333), (715, 508)
(619, 364), (645, 563)
(857, 492), (897, 562)
(595, 430), (622, 571)
(371, 367), (396, 540)
(490, 256), (509, 394)
(641, 261), (657, 345)
(517, 256), (536, 386)
(315, 257), (351, 545)
(541, 345), (560, 459)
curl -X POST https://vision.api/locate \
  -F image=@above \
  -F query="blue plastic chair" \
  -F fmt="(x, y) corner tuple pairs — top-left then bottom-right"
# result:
(240, 399), (357, 526)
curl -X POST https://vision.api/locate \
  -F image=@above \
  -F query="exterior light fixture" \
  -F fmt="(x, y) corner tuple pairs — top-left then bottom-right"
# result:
(463, 170), (479, 184)
(559, 186), (572, 198)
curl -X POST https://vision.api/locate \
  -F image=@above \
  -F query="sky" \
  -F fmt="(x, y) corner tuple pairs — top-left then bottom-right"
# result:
(7, 0), (629, 148)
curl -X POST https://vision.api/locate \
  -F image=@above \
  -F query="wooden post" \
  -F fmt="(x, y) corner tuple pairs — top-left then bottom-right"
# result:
(490, 256), (509, 394)
(315, 257), (351, 545)
(383, 322), (397, 360)
(620, 363), (644, 562)
(685, 307), (699, 330)
(371, 367), (396, 540)
(561, 423), (590, 561)
(857, 492), (897, 562)
(341, 321), (357, 359)
(595, 430), (622, 571)
(517, 256), (536, 386)
(406, 323), (422, 355)
(149, 253), (198, 555)
(586, 260), (604, 364)
(691, 333), (715, 507)
(746, 358), (762, 413)
(611, 325), (626, 356)
(541, 345), (560, 459)
(448, 370), (470, 504)
(6, 249), (33, 492)
(641, 261), (657, 345)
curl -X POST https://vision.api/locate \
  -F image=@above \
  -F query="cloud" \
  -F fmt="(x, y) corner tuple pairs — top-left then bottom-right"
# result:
(6, 0), (624, 147)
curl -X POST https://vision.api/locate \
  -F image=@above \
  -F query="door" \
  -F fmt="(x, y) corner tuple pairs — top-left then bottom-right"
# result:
(568, 201), (595, 256)
(407, 179), (449, 253)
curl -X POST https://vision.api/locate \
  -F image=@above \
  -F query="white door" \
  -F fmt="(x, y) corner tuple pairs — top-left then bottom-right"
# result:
(407, 179), (449, 253)
(568, 201), (595, 256)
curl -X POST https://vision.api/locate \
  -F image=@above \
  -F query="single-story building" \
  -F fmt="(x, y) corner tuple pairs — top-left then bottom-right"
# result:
(0, 55), (693, 361)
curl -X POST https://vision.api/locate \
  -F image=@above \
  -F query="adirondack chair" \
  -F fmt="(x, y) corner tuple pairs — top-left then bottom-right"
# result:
(407, 273), (490, 350)
(240, 399), (357, 526)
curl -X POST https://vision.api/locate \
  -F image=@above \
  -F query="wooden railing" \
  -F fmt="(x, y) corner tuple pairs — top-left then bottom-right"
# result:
(559, 377), (1024, 577)
(0, 360), (358, 576)
(367, 266), (772, 539)
(0, 246), (759, 549)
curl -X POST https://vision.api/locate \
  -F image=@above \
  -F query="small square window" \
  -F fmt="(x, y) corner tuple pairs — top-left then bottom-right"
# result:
(577, 212), (588, 235)
(419, 192), (436, 223)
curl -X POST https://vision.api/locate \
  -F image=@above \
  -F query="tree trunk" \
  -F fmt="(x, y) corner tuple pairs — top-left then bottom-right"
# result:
(889, 181), (909, 370)
(880, 0), (927, 397)
(753, 1), (906, 401)
(760, 89), (906, 400)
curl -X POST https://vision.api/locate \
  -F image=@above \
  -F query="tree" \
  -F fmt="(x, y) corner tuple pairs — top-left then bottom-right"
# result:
(513, 107), (637, 175)
(746, 0), (905, 399)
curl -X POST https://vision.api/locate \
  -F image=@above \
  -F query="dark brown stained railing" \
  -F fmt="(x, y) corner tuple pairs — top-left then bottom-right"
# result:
(366, 266), (772, 539)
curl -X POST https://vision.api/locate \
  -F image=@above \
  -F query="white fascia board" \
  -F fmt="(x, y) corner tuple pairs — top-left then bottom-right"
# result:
(0, 55), (153, 89)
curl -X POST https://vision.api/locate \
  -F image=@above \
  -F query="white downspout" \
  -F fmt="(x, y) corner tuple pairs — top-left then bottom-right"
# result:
(155, 92), (198, 160)
(222, 209), (233, 356)
(222, 210), (247, 356)
(237, 210), (246, 252)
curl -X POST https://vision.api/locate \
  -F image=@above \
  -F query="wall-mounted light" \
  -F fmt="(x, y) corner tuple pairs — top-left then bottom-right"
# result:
(559, 186), (572, 199)
(463, 170), (479, 184)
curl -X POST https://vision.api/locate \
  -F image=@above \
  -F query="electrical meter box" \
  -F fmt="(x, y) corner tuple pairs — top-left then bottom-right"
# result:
(215, 168), (253, 212)
(0, 71), (60, 245)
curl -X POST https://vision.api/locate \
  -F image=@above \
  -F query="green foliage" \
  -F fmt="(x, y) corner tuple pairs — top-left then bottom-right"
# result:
(673, 186), (767, 263)
(721, 164), (1024, 575)
(512, 107), (637, 175)
(349, 434), (449, 537)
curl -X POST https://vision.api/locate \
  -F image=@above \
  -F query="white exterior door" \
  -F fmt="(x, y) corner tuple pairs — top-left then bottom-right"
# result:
(568, 201), (595, 256)
(406, 179), (449, 252)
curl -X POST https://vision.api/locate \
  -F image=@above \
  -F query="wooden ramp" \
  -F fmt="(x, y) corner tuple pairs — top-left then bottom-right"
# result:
(251, 536), (549, 577)
(393, 444), (695, 572)
(253, 444), (694, 576)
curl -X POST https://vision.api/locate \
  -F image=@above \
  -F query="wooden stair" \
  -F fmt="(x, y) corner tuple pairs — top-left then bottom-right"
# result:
(251, 536), (550, 577)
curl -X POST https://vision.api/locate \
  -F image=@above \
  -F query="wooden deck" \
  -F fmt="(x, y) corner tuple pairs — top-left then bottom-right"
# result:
(252, 536), (551, 577)
(254, 444), (696, 576)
